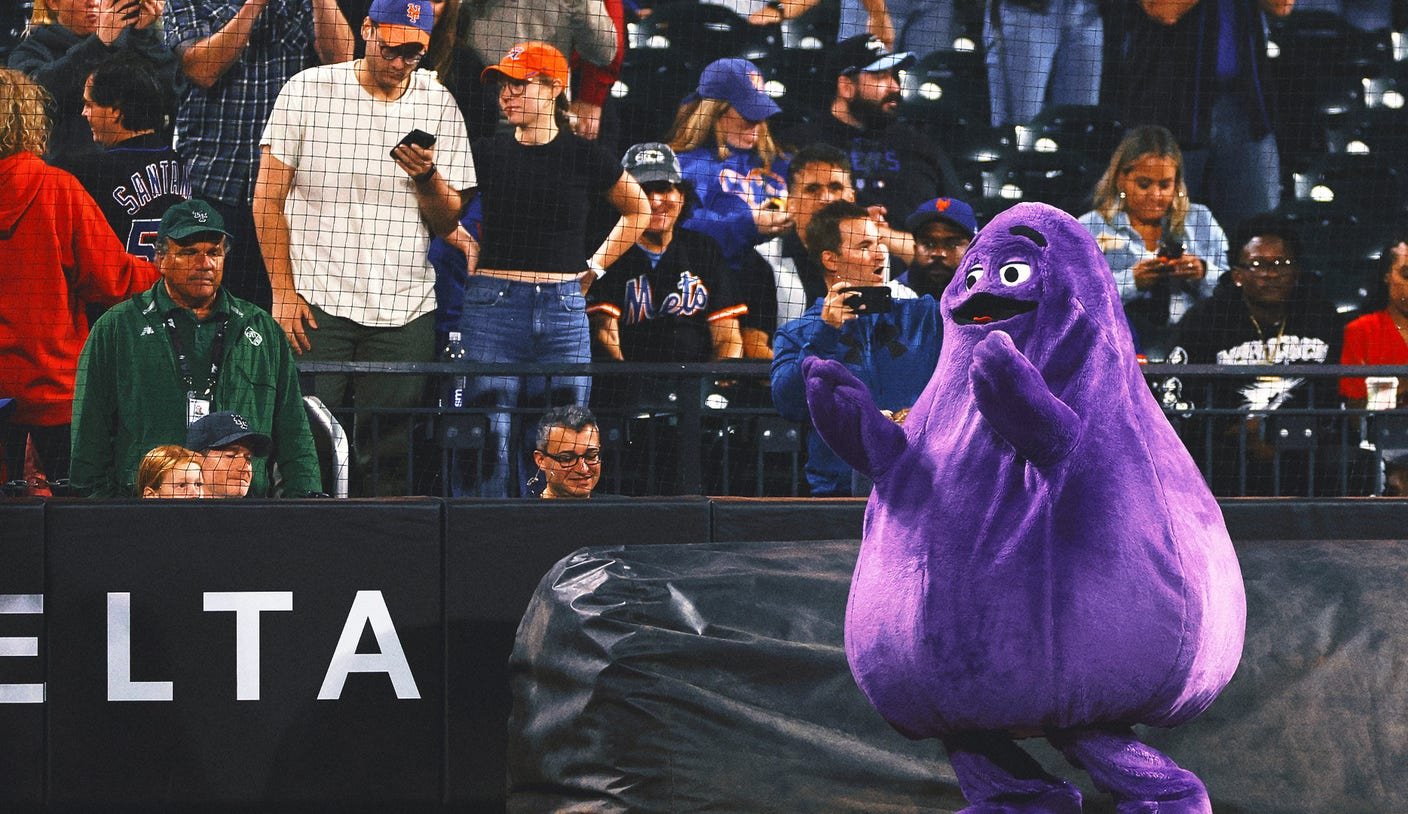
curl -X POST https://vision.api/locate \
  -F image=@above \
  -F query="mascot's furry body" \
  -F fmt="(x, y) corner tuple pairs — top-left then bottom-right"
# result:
(802, 204), (1245, 812)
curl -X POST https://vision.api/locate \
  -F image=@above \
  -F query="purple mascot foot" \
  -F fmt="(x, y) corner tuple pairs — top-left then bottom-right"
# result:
(1050, 728), (1211, 814)
(944, 732), (1083, 814)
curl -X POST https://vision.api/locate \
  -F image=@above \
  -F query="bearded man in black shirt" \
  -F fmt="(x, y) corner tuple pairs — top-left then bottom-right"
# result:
(779, 34), (960, 226)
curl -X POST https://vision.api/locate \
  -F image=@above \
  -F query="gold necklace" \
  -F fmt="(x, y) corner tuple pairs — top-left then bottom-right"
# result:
(1389, 310), (1408, 349)
(1248, 312), (1287, 364)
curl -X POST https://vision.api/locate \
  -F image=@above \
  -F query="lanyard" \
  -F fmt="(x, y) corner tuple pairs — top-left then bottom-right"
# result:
(164, 313), (228, 400)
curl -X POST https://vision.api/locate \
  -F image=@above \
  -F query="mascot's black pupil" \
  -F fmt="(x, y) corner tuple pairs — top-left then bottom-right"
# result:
(1002, 266), (1020, 283)
(965, 271), (979, 289)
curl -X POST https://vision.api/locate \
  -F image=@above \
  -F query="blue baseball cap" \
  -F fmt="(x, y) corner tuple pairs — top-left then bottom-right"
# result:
(368, 0), (434, 46)
(686, 58), (780, 123)
(905, 197), (978, 237)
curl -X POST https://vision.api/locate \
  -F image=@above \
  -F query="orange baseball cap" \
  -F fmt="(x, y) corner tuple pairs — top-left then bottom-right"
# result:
(481, 41), (571, 88)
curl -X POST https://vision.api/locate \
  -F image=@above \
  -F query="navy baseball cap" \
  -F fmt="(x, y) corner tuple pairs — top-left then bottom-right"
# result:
(828, 34), (916, 79)
(622, 142), (684, 185)
(904, 197), (978, 237)
(186, 412), (271, 457)
(686, 58), (780, 123)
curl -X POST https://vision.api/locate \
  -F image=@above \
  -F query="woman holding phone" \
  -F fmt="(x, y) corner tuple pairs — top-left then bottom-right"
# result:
(1078, 126), (1226, 357)
(453, 41), (649, 497)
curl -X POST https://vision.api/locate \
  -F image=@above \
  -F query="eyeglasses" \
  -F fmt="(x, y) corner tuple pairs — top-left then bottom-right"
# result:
(371, 29), (426, 65)
(537, 448), (602, 467)
(497, 77), (551, 97)
(1237, 258), (1298, 276)
(917, 236), (971, 253)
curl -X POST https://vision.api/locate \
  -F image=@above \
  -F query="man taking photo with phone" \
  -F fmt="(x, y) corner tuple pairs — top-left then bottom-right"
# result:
(770, 200), (942, 496)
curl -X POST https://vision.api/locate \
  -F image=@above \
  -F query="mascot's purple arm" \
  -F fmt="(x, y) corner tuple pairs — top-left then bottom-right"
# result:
(799, 203), (1245, 813)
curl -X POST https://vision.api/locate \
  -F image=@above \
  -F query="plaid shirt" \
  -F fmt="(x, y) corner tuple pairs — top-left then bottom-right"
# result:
(164, 0), (316, 206)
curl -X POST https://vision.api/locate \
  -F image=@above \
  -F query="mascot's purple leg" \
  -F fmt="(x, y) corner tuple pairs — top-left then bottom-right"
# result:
(1049, 728), (1211, 814)
(942, 732), (1083, 814)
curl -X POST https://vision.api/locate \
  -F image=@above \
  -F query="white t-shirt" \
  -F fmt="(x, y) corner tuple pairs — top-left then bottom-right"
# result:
(261, 62), (475, 327)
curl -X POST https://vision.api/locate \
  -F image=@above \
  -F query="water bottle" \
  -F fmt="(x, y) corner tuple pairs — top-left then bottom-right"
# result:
(444, 331), (466, 409)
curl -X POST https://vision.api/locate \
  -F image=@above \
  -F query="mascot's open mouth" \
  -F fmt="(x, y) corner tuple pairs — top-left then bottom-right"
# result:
(952, 292), (1037, 325)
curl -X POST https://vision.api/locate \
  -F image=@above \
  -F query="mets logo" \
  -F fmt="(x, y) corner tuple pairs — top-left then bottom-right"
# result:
(718, 167), (786, 210)
(193, 210), (209, 223)
(934, 198), (952, 212)
(406, 2), (421, 23)
(747, 69), (764, 92)
(244, 326), (264, 346)
(622, 272), (710, 323)
(660, 271), (709, 317)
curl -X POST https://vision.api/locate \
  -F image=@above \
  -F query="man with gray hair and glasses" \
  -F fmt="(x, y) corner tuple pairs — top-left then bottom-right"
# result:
(530, 405), (603, 500)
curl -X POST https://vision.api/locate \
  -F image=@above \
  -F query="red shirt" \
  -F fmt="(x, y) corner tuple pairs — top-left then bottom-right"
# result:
(1339, 309), (1408, 400)
(0, 151), (157, 425)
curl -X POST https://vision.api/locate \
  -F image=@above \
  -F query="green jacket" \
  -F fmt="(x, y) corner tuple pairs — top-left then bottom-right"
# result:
(70, 282), (322, 497)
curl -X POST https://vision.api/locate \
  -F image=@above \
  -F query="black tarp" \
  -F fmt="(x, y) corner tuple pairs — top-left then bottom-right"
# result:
(508, 537), (1408, 813)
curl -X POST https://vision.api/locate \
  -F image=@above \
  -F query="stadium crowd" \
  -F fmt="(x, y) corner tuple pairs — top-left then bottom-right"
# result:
(3, 0), (1407, 499)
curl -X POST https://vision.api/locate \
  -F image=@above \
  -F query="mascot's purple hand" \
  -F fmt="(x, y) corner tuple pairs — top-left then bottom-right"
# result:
(969, 325), (1080, 467)
(803, 356), (907, 481)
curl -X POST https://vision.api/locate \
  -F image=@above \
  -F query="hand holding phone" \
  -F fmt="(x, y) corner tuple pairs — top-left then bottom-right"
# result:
(842, 285), (894, 315)
(392, 129), (436, 156)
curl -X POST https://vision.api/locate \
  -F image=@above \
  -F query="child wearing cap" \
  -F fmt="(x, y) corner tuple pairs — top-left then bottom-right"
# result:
(666, 58), (791, 271)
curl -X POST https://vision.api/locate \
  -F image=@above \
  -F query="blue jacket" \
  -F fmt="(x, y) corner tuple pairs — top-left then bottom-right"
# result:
(677, 146), (788, 267)
(771, 296), (942, 495)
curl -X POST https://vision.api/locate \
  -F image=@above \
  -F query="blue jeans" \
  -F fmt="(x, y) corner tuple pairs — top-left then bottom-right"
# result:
(455, 276), (591, 497)
(838, 0), (955, 54)
(984, 0), (1103, 128)
(1181, 93), (1282, 235)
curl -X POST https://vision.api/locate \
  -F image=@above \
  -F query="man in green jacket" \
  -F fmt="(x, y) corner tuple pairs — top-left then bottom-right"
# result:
(70, 199), (322, 497)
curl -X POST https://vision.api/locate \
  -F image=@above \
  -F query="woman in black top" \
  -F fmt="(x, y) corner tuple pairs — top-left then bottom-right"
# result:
(452, 40), (648, 497)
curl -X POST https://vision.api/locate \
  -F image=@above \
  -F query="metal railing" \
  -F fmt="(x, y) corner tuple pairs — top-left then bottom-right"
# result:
(287, 362), (1408, 498)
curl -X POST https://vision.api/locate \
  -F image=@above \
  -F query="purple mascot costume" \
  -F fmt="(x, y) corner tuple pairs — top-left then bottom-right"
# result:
(802, 203), (1245, 812)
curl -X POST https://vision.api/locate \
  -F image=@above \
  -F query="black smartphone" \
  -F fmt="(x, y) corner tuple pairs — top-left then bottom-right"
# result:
(842, 286), (894, 315)
(392, 129), (436, 156)
(1157, 233), (1184, 261)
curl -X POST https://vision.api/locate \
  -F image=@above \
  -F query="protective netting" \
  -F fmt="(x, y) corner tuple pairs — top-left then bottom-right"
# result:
(2, 0), (1407, 497)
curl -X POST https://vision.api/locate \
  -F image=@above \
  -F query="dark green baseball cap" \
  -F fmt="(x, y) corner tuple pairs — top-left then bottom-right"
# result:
(156, 199), (232, 243)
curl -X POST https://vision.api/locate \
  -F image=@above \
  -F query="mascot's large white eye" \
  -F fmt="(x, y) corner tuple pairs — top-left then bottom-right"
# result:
(998, 262), (1033, 286)
(964, 265), (983, 289)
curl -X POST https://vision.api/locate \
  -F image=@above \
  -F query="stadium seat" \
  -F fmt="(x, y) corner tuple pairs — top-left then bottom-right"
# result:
(1336, 95), (1408, 157)
(1272, 201), (1382, 314)
(631, 2), (776, 65)
(1267, 10), (1393, 161)
(979, 149), (1100, 215)
(1015, 104), (1126, 166)
(1289, 152), (1408, 225)
(304, 395), (351, 499)
(752, 46), (831, 128)
(898, 48), (994, 156)
(613, 51), (700, 148)
(753, 416), (802, 496)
